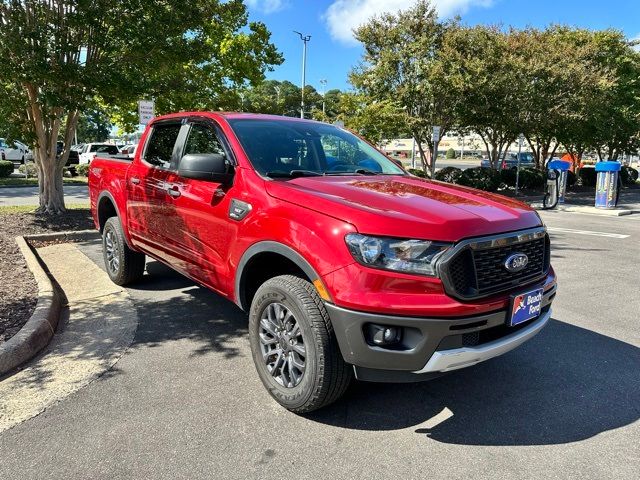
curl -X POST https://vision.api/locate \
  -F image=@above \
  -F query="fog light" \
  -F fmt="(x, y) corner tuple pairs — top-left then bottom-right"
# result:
(366, 324), (402, 346)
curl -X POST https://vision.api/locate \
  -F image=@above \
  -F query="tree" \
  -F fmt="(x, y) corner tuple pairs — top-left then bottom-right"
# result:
(443, 25), (521, 169)
(334, 93), (407, 145)
(584, 30), (640, 160)
(0, 0), (281, 213)
(351, 0), (461, 177)
(76, 107), (111, 143)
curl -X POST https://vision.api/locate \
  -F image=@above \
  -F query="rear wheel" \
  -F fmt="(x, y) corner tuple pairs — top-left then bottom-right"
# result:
(249, 275), (352, 413)
(102, 216), (146, 285)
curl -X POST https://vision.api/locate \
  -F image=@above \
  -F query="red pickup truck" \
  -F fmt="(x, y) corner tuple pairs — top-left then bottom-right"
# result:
(89, 112), (556, 412)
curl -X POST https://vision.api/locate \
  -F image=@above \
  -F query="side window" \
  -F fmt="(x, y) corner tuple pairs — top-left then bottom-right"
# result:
(183, 123), (226, 157)
(144, 123), (181, 169)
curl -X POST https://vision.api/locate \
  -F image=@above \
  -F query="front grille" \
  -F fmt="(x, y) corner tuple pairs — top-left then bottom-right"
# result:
(442, 230), (550, 300)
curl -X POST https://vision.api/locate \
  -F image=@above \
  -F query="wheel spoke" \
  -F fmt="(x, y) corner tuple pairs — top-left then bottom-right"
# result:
(288, 320), (300, 337)
(291, 353), (305, 372)
(259, 332), (278, 346)
(260, 318), (278, 336)
(291, 342), (306, 356)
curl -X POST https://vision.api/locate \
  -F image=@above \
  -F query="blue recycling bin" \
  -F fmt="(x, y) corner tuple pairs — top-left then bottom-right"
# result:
(594, 161), (621, 209)
(547, 160), (571, 204)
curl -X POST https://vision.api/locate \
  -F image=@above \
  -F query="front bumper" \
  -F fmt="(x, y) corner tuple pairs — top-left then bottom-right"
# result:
(325, 284), (555, 382)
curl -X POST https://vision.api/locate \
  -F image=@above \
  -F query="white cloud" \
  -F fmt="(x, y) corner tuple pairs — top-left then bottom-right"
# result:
(324, 0), (493, 45)
(245, 0), (287, 14)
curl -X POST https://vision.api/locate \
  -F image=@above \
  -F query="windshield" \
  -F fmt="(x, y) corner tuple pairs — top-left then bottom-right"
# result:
(90, 144), (119, 154)
(227, 118), (405, 177)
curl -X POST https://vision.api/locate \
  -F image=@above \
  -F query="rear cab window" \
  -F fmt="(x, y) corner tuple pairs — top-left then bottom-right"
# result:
(143, 123), (182, 170)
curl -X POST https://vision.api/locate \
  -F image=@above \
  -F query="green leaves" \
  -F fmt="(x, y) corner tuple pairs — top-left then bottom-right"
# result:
(347, 1), (640, 168)
(0, 0), (282, 212)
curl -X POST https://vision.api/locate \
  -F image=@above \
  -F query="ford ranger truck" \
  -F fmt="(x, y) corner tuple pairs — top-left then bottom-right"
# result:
(89, 112), (556, 413)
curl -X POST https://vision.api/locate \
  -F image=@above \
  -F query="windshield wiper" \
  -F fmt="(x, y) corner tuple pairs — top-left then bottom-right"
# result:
(265, 170), (323, 178)
(324, 168), (380, 176)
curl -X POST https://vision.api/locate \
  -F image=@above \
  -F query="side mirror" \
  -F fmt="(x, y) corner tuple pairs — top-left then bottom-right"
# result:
(178, 153), (234, 184)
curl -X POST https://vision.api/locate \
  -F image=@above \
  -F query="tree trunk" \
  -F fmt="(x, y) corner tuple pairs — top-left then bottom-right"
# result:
(24, 83), (79, 214)
(415, 136), (429, 172)
(38, 155), (66, 214)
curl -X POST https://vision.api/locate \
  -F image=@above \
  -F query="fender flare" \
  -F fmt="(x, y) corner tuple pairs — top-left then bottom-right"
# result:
(96, 191), (134, 249)
(235, 241), (321, 311)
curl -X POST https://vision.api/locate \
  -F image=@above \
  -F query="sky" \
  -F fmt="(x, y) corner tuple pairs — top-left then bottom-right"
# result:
(244, 0), (640, 92)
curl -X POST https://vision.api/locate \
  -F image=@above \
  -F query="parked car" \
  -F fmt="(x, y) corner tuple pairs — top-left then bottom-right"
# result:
(89, 112), (556, 413)
(482, 152), (536, 169)
(79, 143), (120, 164)
(0, 138), (33, 165)
(119, 144), (138, 158)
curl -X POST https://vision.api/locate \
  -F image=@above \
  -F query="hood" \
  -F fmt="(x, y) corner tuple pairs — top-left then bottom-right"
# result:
(265, 175), (542, 242)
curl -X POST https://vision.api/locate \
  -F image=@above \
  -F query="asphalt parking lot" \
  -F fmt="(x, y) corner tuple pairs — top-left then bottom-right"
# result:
(0, 210), (638, 479)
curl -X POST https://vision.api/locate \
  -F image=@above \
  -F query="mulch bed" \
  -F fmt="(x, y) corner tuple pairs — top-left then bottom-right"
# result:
(0, 209), (94, 343)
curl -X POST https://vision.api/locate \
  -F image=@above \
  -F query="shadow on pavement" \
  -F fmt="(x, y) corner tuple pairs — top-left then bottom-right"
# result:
(308, 318), (640, 446)
(76, 239), (640, 446)
(128, 261), (248, 359)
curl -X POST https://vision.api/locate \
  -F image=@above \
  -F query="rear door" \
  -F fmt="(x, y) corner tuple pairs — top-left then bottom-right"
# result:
(126, 121), (184, 261)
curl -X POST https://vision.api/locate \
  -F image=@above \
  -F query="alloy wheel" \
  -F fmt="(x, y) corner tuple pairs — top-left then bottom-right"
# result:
(104, 229), (120, 274)
(259, 302), (306, 388)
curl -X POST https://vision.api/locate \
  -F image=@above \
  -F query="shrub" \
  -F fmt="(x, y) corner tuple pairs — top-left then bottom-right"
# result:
(445, 148), (456, 159)
(578, 167), (596, 187)
(620, 166), (639, 185)
(0, 160), (14, 177)
(457, 167), (501, 192)
(76, 163), (90, 177)
(499, 167), (545, 190)
(434, 166), (462, 183)
(17, 162), (38, 177)
(499, 168), (516, 188)
(518, 168), (546, 190)
(407, 168), (429, 178)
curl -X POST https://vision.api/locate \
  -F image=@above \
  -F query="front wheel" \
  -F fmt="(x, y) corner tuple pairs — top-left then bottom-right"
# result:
(102, 216), (146, 285)
(249, 275), (352, 413)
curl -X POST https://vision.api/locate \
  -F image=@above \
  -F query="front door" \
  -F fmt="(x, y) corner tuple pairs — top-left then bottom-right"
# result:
(164, 120), (237, 292)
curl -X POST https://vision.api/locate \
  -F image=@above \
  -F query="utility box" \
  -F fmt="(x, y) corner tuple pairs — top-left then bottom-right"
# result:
(594, 161), (621, 209)
(547, 160), (570, 204)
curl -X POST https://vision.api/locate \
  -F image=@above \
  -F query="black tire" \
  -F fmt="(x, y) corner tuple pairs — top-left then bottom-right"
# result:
(249, 275), (352, 413)
(102, 216), (146, 285)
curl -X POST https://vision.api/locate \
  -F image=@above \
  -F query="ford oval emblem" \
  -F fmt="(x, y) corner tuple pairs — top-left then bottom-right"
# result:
(504, 253), (528, 273)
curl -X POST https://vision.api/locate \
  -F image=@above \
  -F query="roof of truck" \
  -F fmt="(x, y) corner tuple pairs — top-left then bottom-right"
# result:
(153, 111), (323, 124)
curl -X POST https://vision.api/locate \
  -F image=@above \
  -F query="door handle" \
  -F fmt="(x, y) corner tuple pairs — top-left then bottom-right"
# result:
(130, 177), (140, 185)
(166, 184), (181, 198)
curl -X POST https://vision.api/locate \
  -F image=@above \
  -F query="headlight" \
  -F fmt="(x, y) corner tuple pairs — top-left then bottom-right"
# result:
(345, 234), (451, 276)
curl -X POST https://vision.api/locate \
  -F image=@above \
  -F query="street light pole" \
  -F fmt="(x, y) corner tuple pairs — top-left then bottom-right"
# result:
(294, 31), (311, 119)
(319, 79), (327, 116)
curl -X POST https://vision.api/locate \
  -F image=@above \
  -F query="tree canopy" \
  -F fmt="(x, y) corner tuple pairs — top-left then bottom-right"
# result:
(0, 0), (282, 212)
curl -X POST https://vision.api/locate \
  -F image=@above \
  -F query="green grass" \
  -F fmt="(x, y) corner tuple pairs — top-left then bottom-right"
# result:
(0, 203), (89, 215)
(0, 176), (88, 187)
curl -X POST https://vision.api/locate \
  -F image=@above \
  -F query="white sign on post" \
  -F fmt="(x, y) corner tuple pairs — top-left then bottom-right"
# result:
(518, 133), (525, 147)
(138, 100), (155, 125)
(432, 125), (441, 142)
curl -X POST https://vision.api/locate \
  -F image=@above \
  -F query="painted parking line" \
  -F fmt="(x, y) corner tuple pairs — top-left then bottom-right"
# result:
(547, 227), (630, 239)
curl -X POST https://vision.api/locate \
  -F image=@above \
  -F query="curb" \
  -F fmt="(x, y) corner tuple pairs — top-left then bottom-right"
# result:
(0, 230), (99, 377)
(25, 229), (98, 244)
(0, 237), (62, 376)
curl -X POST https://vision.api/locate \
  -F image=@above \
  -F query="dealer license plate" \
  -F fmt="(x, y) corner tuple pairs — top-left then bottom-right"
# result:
(509, 288), (543, 326)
